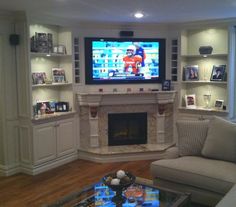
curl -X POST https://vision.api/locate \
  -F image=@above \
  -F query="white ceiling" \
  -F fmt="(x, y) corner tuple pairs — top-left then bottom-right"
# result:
(1, 0), (236, 24)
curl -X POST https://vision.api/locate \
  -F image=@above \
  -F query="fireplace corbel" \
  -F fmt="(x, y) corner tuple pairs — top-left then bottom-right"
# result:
(90, 106), (98, 118)
(158, 103), (166, 115)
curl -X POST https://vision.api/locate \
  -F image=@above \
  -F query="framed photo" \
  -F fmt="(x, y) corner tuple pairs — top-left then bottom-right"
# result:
(52, 68), (66, 83)
(215, 99), (224, 110)
(32, 72), (47, 85)
(162, 80), (171, 91)
(185, 94), (197, 109)
(183, 65), (199, 81)
(53, 45), (66, 54)
(210, 65), (226, 81)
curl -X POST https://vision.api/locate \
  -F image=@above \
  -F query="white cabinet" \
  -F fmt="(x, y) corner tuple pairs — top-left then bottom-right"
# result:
(33, 117), (76, 165)
(179, 27), (229, 114)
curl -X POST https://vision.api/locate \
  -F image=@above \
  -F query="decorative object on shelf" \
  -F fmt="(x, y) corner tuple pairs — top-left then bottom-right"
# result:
(32, 72), (47, 85)
(127, 88), (132, 92)
(36, 101), (54, 115)
(139, 88), (144, 92)
(40, 102), (47, 115)
(199, 46), (213, 57)
(162, 80), (171, 91)
(103, 171), (136, 205)
(98, 88), (103, 92)
(183, 65), (199, 81)
(185, 94), (196, 108)
(55, 102), (69, 112)
(113, 88), (118, 92)
(210, 65), (226, 81)
(52, 68), (66, 83)
(44, 79), (53, 84)
(215, 99), (224, 110)
(53, 45), (67, 54)
(30, 32), (53, 53)
(203, 94), (211, 109)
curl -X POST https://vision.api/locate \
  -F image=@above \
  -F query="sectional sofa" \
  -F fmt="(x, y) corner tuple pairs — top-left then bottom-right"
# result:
(150, 116), (236, 206)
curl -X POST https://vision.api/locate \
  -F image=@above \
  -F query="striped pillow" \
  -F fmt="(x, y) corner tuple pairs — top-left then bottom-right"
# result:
(176, 119), (209, 156)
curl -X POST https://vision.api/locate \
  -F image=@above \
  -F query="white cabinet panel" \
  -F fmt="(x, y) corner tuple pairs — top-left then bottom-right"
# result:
(57, 118), (76, 157)
(33, 122), (57, 164)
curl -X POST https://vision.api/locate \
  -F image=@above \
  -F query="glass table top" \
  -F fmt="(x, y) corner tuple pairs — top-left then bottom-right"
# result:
(46, 177), (190, 207)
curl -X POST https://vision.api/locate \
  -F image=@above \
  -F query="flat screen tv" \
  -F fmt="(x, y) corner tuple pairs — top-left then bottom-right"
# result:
(84, 37), (166, 84)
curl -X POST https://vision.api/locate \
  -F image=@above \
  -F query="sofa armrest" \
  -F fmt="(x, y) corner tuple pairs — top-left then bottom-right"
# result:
(165, 146), (179, 159)
(216, 184), (236, 207)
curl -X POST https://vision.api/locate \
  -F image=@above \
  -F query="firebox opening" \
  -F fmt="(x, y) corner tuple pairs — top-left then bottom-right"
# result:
(108, 112), (147, 146)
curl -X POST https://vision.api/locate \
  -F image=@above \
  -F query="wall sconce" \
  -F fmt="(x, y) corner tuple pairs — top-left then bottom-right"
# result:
(199, 46), (213, 57)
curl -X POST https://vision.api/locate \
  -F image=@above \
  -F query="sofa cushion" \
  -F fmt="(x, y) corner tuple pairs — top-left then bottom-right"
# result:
(150, 156), (236, 194)
(201, 116), (236, 163)
(176, 119), (209, 156)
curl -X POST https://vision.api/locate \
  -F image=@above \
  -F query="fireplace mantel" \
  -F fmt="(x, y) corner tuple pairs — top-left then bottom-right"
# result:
(77, 90), (176, 149)
(77, 91), (176, 106)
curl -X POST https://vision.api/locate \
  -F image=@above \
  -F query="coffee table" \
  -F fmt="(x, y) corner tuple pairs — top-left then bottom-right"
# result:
(46, 177), (190, 207)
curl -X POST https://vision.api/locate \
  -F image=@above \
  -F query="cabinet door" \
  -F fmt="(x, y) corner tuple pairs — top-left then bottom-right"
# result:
(57, 118), (76, 157)
(33, 122), (57, 164)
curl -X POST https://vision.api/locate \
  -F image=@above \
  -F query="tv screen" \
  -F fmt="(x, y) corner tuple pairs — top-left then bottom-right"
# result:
(85, 37), (166, 84)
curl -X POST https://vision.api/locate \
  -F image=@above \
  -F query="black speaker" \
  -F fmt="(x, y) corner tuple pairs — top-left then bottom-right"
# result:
(9, 34), (20, 46)
(119, 31), (134, 37)
(199, 46), (213, 55)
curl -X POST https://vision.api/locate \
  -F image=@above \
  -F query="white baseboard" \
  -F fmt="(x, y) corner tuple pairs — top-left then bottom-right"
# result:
(16, 153), (78, 175)
(0, 164), (21, 176)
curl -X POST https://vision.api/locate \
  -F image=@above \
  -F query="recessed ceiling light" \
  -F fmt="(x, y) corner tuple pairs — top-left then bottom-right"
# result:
(134, 12), (144, 19)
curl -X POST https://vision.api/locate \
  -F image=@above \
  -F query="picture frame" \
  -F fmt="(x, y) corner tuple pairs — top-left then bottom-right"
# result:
(52, 68), (66, 83)
(215, 99), (224, 110)
(162, 80), (171, 91)
(32, 72), (47, 85)
(183, 65), (199, 81)
(185, 94), (197, 109)
(53, 45), (66, 54)
(210, 65), (226, 81)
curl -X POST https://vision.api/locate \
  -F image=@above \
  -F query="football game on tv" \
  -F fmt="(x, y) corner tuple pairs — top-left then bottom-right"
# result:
(85, 37), (166, 84)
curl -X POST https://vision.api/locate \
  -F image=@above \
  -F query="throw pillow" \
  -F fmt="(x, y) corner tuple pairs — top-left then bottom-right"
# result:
(176, 119), (209, 156)
(201, 116), (236, 162)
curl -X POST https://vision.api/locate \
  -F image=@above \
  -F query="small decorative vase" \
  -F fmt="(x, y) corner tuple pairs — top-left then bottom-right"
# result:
(203, 94), (211, 109)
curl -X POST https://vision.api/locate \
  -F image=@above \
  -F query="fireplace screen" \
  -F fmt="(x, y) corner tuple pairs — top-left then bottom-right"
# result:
(108, 112), (147, 146)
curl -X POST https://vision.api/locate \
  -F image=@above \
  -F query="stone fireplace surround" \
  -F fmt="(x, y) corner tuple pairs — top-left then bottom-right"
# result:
(77, 91), (176, 162)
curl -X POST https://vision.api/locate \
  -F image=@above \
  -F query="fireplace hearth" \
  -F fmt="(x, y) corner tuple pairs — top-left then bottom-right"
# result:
(108, 112), (147, 146)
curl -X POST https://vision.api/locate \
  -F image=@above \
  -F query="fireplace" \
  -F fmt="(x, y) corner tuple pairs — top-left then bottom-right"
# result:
(108, 112), (147, 146)
(77, 91), (176, 148)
